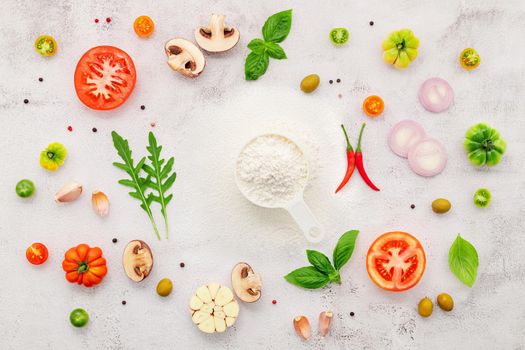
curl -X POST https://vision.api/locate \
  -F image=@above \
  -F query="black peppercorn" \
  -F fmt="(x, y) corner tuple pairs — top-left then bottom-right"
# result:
(350, 312), (355, 316)
(411, 204), (415, 209)
(112, 238), (117, 243)
(92, 127), (97, 133)
(180, 262), (185, 268)
(23, 99), (29, 104)
(38, 77), (43, 82)
(369, 21), (374, 26)
(336, 78), (341, 83)
(329, 80), (333, 84)
(140, 105), (145, 110)
(122, 300), (126, 305)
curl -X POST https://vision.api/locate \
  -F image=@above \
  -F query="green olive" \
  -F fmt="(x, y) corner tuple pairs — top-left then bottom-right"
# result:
(300, 74), (320, 93)
(156, 278), (173, 297)
(418, 297), (433, 317)
(437, 293), (454, 311)
(432, 198), (451, 213)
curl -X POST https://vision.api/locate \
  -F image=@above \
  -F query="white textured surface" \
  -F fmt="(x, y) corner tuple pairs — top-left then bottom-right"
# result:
(2, 0), (525, 349)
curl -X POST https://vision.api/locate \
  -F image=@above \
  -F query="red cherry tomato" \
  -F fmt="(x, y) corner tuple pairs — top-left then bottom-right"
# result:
(363, 95), (385, 117)
(74, 46), (137, 110)
(26, 243), (49, 265)
(366, 231), (426, 292)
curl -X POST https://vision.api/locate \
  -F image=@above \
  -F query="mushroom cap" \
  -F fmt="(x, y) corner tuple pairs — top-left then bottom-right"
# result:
(231, 262), (262, 303)
(164, 38), (205, 78)
(194, 14), (240, 53)
(122, 240), (153, 282)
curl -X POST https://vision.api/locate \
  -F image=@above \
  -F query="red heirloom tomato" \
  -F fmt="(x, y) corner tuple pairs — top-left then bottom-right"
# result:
(62, 244), (107, 287)
(74, 46), (136, 110)
(366, 231), (426, 292)
(26, 243), (49, 265)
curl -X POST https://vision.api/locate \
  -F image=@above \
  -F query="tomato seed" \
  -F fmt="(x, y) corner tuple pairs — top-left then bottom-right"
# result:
(67, 126), (73, 132)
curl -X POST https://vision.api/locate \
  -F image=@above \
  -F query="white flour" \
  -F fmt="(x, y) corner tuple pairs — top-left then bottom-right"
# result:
(236, 134), (308, 207)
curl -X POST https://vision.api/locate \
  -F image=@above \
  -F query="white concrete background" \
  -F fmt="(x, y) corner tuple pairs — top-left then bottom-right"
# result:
(1, 0), (524, 349)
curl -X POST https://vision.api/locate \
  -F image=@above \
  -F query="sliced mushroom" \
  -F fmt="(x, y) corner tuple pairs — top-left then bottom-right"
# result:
(122, 240), (153, 282)
(165, 38), (205, 78)
(231, 262), (262, 303)
(195, 14), (240, 53)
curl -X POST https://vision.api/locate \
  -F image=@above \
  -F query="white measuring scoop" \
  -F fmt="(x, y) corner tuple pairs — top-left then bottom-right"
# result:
(235, 134), (324, 243)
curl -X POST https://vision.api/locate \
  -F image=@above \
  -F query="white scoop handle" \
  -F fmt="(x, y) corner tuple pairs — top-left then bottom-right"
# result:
(286, 197), (324, 243)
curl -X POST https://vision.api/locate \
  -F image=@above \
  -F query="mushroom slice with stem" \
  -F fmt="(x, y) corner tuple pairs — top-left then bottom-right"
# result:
(195, 14), (240, 52)
(122, 240), (153, 282)
(231, 262), (262, 303)
(164, 38), (205, 78)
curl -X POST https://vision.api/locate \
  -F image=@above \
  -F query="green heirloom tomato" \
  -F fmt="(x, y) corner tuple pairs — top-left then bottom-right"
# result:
(464, 123), (506, 167)
(382, 29), (419, 68)
(70, 308), (89, 328)
(40, 142), (67, 171)
(16, 179), (35, 198)
(329, 28), (349, 46)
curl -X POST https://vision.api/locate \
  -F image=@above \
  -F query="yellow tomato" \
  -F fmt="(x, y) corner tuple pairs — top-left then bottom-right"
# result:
(34, 35), (57, 56)
(134, 16), (155, 38)
(363, 95), (384, 117)
(460, 48), (480, 70)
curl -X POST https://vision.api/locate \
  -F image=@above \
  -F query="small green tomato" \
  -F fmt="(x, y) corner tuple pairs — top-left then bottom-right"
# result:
(16, 179), (35, 198)
(69, 308), (89, 328)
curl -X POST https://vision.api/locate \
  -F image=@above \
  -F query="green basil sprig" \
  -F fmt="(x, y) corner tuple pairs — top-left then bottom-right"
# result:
(245, 9), (292, 80)
(284, 230), (359, 289)
(449, 234), (479, 287)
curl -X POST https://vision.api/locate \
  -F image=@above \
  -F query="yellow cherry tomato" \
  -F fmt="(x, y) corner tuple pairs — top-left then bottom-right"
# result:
(460, 48), (480, 70)
(34, 35), (57, 57)
(134, 16), (155, 38)
(363, 95), (384, 117)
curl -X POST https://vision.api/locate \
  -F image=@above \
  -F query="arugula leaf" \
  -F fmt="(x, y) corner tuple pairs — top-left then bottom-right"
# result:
(111, 131), (160, 240)
(262, 9), (292, 43)
(333, 230), (359, 270)
(265, 42), (287, 59)
(247, 38), (266, 55)
(284, 266), (330, 289)
(307, 250), (335, 275)
(245, 51), (269, 81)
(449, 234), (479, 287)
(143, 132), (176, 239)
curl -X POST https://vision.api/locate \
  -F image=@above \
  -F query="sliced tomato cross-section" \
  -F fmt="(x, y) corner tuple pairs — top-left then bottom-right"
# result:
(366, 231), (426, 292)
(74, 46), (136, 110)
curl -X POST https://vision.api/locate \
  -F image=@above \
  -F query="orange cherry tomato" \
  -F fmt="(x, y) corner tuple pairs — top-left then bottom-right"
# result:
(366, 231), (426, 292)
(26, 243), (49, 265)
(62, 244), (107, 287)
(134, 16), (155, 38)
(363, 95), (385, 117)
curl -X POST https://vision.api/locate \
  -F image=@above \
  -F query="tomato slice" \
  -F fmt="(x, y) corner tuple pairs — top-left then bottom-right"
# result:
(366, 231), (426, 292)
(35, 35), (57, 57)
(363, 95), (384, 117)
(74, 46), (137, 110)
(26, 243), (49, 265)
(134, 16), (155, 38)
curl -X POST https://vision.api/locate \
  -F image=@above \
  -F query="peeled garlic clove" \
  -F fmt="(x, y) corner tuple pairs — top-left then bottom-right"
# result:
(319, 310), (333, 337)
(92, 191), (109, 217)
(293, 316), (311, 340)
(55, 181), (82, 203)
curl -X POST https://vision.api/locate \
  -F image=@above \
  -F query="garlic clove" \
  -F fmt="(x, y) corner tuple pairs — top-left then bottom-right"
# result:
(55, 181), (83, 203)
(293, 316), (311, 340)
(92, 191), (109, 217)
(318, 310), (333, 337)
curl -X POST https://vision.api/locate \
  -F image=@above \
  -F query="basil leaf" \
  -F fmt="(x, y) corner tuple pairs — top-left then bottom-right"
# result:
(245, 51), (269, 81)
(265, 42), (287, 59)
(333, 230), (359, 270)
(247, 38), (266, 55)
(449, 234), (479, 287)
(307, 250), (335, 275)
(284, 266), (330, 289)
(262, 9), (292, 43)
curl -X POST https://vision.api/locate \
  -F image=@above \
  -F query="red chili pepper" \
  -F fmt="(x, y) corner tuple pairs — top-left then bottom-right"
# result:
(355, 123), (380, 191)
(335, 124), (356, 193)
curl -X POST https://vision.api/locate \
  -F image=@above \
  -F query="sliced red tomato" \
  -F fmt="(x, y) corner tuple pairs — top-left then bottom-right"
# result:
(366, 231), (426, 292)
(74, 46), (136, 110)
(26, 243), (49, 265)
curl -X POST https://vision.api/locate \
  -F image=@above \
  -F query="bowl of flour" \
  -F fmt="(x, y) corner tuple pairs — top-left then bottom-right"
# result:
(235, 134), (324, 243)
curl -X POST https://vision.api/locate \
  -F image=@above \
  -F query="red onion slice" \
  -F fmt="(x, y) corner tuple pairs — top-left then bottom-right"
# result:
(388, 120), (426, 158)
(408, 138), (447, 177)
(418, 78), (454, 113)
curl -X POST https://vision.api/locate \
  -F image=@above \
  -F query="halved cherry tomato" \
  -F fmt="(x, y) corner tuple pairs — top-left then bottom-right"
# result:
(134, 16), (155, 38)
(363, 95), (384, 117)
(74, 46), (137, 110)
(34, 35), (57, 57)
(26, 243), (49, 265)
(366, 231), (426, 292)
(459, 48), (480, 70)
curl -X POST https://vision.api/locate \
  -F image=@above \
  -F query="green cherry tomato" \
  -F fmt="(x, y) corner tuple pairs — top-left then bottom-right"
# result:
(34, 35), (57, 57)
(16, 179), (35, 198)
(329, 28), (349, 46)
(69, 308), (89, 328)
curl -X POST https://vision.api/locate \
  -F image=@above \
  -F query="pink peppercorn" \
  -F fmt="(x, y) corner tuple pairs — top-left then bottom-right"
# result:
(94, 18), (99, 23)
(106, 17), (111, 23)
(272, 300), (277, 305)
(67, 126), (73, 132)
